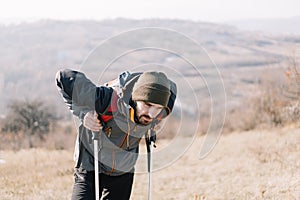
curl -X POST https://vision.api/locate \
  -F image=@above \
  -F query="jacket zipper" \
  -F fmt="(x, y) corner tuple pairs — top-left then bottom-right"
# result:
(109, 150), (116, 175)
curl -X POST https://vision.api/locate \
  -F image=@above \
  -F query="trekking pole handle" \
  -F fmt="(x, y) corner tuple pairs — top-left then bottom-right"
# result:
(92, 111), (101, 140)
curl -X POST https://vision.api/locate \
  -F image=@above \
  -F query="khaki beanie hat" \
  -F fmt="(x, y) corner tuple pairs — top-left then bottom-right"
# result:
(132, 71), (171, 107)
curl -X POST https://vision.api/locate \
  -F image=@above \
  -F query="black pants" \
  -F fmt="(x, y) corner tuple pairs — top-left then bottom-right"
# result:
(71, 168), (134, 200)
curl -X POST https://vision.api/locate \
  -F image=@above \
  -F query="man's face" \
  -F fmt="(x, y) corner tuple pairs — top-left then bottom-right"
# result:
(135, 101), (164, 125)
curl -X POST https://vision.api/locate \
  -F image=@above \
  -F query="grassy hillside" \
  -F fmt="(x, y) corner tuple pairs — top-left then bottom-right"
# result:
(0, 127), (299, 199)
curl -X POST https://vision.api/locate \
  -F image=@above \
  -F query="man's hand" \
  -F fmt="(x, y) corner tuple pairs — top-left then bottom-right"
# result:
(83, 111), (102, 132)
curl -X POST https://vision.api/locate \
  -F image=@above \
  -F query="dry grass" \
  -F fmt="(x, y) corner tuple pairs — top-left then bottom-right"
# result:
(132, 127), (300, 199)
(0, 149), (74, 200)
(0, 127), (299, 199)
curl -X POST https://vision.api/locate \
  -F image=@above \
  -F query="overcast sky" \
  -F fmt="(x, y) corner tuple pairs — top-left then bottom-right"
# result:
(1, 0), (299, 24)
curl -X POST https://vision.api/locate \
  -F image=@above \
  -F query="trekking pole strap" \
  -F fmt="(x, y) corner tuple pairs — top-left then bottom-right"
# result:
(92, 131), (99, 140)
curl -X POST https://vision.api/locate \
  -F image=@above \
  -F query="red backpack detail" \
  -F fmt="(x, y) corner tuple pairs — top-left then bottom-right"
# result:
(99, 90), (119, 123)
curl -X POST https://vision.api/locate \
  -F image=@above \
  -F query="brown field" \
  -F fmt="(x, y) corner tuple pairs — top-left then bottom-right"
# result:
(0, 127), (299, 200)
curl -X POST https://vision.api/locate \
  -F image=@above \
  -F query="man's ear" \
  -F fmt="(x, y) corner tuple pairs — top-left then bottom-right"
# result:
(156, 107), (170, 121)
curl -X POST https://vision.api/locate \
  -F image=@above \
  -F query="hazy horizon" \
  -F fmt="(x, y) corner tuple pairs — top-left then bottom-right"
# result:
(1, 0), (300, 25)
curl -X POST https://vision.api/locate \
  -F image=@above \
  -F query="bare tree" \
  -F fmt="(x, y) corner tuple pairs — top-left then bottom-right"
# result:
(1, 100), (57, 148)
(282, 56), (300, 99)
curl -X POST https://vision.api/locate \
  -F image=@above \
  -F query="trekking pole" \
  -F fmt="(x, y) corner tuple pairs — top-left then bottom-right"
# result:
(148, 145), (153, 200)
(146, 129), (156, 200)
(146, 135), (152, 200)
(92, 131), (100, 200)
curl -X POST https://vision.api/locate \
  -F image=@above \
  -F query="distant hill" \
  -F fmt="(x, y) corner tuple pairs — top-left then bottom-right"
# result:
(226, 16), (300, 35)
(0, 18), (299, 116)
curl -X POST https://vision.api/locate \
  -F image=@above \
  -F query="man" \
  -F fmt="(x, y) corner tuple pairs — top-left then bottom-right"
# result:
(55, 69), (176, 200)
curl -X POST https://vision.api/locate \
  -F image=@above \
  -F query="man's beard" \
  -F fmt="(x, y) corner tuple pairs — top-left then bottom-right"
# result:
(138, 115), (152, 125)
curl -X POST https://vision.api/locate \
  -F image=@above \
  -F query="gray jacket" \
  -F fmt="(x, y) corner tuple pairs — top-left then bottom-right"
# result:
(56, 69), (153, 176)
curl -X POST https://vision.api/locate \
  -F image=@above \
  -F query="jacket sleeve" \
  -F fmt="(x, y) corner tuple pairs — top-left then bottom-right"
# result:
(55, 69), (113, 120)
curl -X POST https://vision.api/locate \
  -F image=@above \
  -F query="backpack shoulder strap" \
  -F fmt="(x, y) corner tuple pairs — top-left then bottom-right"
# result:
(98, 90), (119, 123)
(98, 71), (140, 123)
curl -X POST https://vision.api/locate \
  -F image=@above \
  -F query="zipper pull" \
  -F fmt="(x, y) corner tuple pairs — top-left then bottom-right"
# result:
(105, 127), (112, 137)
(126, 133), (130, 149)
